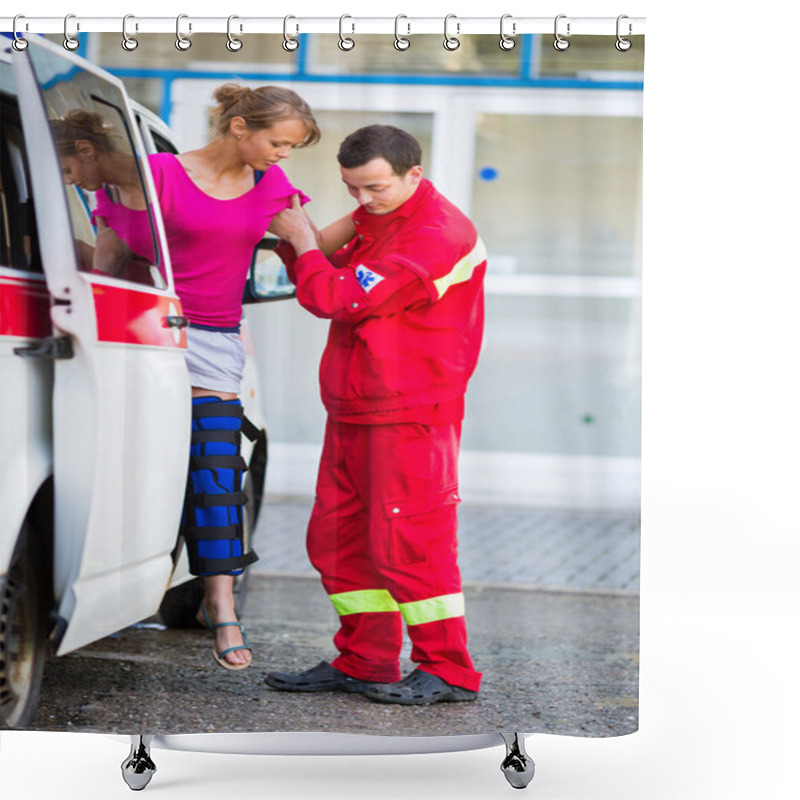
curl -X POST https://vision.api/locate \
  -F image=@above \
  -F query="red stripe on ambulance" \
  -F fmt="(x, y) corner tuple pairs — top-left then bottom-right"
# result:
(0, 275), (51, 339)
(92, 283), (187, 348)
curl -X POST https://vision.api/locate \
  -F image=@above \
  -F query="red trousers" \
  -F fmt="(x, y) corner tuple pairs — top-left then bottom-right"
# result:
(307, 418), (482, 692)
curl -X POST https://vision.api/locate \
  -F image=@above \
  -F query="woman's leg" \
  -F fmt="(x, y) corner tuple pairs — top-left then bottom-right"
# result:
(200, 575), (250, 667)
(191, 388), (251, 667)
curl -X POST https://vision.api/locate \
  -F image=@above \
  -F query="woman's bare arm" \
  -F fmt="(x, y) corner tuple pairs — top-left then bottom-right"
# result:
(316, 213), (356, 256)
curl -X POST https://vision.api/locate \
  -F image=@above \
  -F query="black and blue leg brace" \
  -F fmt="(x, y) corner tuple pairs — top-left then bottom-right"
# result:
(183, 397), (259, 576)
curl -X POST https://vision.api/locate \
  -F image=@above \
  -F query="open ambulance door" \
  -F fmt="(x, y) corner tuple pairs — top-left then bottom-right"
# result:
(13, 38), (191, 654)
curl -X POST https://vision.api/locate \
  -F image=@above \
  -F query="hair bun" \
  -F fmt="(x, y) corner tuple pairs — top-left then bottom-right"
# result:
(209, 83), (320, 146)
(213, 83), (250, 113)
(63, 108), (109, 136)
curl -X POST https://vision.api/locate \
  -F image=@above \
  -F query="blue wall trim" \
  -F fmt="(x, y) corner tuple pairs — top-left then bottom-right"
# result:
(104, 66), (643, 92)
(521, 34), (537, 80)
(295, 34), (310, 77)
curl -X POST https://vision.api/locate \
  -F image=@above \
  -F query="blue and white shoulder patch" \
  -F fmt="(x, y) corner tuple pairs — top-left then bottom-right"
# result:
(355, 264), (385, 293)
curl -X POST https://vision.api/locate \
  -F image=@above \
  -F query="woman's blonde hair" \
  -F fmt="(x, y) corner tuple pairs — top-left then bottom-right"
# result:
(50, 109), (122, 156)
(211, 84), (320, 147)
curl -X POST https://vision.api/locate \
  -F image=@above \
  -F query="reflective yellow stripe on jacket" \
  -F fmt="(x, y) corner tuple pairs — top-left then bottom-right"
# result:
(328, 589), (465, 626)
(433, 238), (487, 300)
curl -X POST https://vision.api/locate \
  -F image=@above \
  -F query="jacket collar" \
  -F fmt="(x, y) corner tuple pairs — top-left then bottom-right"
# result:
(352, 178), (434, 235)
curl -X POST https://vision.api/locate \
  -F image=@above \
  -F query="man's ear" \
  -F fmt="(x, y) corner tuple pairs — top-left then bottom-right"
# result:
(408, 165), (423, 184)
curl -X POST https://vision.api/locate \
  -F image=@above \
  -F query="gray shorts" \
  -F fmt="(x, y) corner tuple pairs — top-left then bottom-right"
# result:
(184, 325), (245, 395)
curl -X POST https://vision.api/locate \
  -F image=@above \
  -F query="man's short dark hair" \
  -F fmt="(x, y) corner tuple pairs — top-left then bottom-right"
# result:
(337, 125), (422, 176)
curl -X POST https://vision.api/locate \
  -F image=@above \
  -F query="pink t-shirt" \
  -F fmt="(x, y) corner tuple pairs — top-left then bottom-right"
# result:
(148, 152), (309, 327)
(92, 187), (156, 265)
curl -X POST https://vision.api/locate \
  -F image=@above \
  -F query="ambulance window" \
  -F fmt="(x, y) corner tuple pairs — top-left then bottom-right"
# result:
(0, 99), (42, 273)
(150, 130), (178, 155)
(27, 51), (166, 289)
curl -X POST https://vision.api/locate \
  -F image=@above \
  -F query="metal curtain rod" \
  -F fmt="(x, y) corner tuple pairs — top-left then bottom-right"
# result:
(1, 16), (646, 37)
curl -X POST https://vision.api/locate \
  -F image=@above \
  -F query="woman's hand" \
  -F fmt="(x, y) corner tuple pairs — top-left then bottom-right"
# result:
(92, 217), (129, 276)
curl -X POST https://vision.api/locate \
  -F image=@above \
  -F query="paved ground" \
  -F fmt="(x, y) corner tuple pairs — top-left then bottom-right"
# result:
(30, 496), (639, 739)
(254, 495), (641, 593)
(33, 574), (638, 739)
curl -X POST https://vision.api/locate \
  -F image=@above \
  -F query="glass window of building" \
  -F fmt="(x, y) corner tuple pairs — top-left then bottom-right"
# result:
(306, 35), (520, 76)
(90, 33), (296, 73)
(535, 35), (645, 79)
(465, 293), (641, 458)
(472, 113), (643, 278)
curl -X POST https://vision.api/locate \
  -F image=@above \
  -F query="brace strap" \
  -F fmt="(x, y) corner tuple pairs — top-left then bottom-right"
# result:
(241, 415), (259, 442)
(191, 399), (259, 440)
(191, 429), (241, 445)
(189, 454), (248, 471)
(192, 402), (243, 420)
(183, 524), (241, 541)
(192, 551), (259, 574)
(193, 490), (247, 508)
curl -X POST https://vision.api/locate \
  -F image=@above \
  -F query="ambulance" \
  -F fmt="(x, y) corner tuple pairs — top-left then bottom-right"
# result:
(0, 36), (286, 727)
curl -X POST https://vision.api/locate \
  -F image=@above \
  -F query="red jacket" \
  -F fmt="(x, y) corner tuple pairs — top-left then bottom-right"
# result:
(281, 179), (486, 419)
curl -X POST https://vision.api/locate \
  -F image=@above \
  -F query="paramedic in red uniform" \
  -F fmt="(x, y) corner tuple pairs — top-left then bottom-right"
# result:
(264, 125), (486, 705)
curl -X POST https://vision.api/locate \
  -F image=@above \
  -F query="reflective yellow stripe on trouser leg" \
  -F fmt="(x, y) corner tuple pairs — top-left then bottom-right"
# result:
(328, 589), (400, 616)
(397, 593), (466, 626)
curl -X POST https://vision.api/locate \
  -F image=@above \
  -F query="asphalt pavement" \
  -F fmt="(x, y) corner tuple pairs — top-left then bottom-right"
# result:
(31, 496), (639, 739)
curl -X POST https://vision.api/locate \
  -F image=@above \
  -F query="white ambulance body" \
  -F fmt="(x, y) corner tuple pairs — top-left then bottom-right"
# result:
(0, 36), (272, 727)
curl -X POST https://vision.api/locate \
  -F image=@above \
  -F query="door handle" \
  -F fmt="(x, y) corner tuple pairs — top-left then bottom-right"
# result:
(14, 336), (74, 360)
(163, 315), (189, 329)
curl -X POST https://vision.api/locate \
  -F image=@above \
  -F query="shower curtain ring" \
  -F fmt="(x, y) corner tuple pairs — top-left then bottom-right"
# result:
(615, 15), (633, 51)
(339, 15), (355, 51)
(63, 14), (80, 51)
(394, 15), (411, 51)
(282, 15), (299, 51)
(12, 15), (28, 50)
(12, 15), (29, 51)
(122, 14), (138, 51)
(226, 15), (243, 51)
(176, 14), (192, 51)
(499, 14), (516, 50)
(443, 14), (460, 51)
(553, 14), (570, 51)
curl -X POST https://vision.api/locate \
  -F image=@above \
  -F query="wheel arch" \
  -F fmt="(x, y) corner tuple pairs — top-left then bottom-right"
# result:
(0, 477), (54, 728)
(2, 477), (54, 594)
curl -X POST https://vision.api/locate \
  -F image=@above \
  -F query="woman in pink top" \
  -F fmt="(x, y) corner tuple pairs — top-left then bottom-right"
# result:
(53, 89), (336, 670)
(147, 84), (324, 670)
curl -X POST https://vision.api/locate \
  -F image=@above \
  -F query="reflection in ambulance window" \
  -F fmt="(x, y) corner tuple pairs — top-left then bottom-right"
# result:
(0, 108), (41, 272)
(49, 108), (164, 287)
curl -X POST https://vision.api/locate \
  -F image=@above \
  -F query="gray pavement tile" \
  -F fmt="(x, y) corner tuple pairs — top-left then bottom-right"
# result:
(254, 496), (640, 594)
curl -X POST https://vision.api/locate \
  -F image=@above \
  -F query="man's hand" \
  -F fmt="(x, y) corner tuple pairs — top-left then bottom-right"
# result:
(269, 194), (319, 255)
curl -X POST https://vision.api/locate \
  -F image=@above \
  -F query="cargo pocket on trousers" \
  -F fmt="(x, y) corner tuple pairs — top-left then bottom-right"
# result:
(383, 487), (461, 566)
